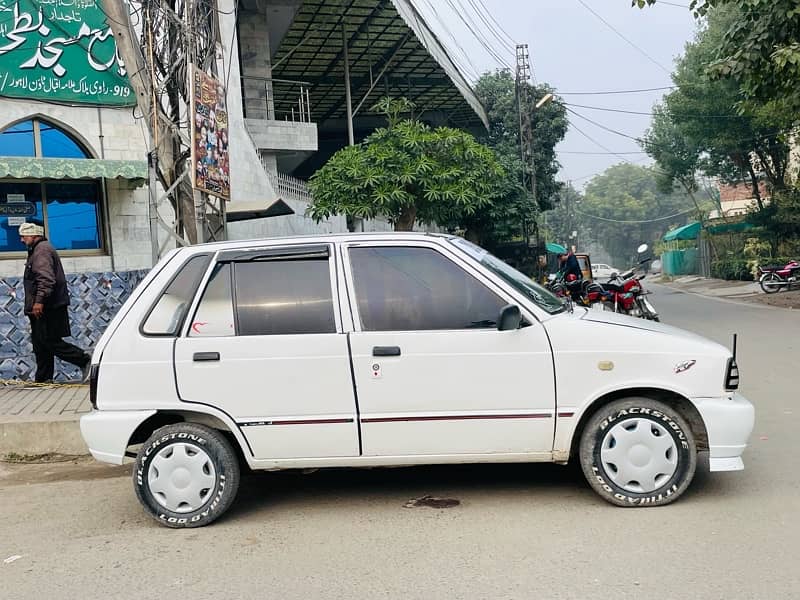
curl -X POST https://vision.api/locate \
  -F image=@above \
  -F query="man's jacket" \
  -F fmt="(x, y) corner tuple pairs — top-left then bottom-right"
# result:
(23, 239), (70, 314)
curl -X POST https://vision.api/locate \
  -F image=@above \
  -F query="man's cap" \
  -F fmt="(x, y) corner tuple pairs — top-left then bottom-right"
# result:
(19, 222), (45, 237)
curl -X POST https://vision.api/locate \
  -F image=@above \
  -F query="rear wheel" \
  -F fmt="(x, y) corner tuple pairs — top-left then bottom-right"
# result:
(760, 272), (782, 294)
(578, 398), (696, 507)
(134, 423), (241, 528)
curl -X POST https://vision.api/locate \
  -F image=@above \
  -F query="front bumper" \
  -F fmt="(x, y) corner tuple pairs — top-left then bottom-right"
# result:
(80, 409), (156, 465)
(693, 392), (754, 472)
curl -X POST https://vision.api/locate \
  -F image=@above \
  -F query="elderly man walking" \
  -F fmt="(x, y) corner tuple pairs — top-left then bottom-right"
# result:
(19, 222), (91, 383)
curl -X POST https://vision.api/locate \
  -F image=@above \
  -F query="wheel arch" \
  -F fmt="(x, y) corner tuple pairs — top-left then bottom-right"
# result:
(128, 410), (251, 468)
(568, 387), (709, 463)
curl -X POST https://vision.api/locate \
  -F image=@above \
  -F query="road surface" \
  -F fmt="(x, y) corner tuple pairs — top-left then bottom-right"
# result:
(2, 285), (798, 599)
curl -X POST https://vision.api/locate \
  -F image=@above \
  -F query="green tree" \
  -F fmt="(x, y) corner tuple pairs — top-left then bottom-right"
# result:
(641, 5), (791, 205)
(636, 0), (800, 115)
(579, 164), (704, 266)
(469, 70), (569, 247)
(308, 98), (505, 231)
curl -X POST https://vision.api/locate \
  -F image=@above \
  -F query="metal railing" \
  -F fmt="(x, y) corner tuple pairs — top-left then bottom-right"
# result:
(265, 167), (312, 204)
(241, 76), (312, 122)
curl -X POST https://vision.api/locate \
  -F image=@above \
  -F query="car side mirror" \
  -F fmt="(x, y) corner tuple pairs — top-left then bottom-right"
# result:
(498, 304), (522, 331)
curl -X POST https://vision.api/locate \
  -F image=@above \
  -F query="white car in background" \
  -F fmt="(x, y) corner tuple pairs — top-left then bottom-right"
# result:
(592, 263), (619, 280)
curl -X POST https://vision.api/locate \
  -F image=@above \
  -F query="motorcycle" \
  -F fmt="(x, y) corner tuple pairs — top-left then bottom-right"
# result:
(594, 244), (660, 321)
(758, 260), (800, 294)
(545, 245), (659, 321)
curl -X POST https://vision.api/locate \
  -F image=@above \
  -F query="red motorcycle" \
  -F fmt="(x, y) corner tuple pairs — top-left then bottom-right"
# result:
(592, 245), (660, 321)
(758, 260), (800, 293)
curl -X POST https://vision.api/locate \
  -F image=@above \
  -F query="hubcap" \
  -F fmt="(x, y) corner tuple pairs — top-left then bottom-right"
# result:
(600, 418), (678, 493)
(148, 442), (217, 513)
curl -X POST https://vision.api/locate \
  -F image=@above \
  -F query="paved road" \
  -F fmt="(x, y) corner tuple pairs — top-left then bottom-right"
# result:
(2, 285), (798, 600)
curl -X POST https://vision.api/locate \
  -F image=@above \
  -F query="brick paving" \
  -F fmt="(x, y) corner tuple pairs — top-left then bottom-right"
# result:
(0, 384), (90, 422)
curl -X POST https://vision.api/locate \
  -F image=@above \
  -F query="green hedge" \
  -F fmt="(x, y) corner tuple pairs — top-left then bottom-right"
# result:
(711, 259), (754, 281)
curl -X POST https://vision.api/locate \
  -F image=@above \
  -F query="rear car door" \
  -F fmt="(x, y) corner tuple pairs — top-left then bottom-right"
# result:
(343, 241), (556, 457)
(173, 244), (359, 459)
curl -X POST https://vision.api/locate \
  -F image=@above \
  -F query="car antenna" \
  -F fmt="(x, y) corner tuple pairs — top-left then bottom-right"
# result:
(732, 333), (738, 360)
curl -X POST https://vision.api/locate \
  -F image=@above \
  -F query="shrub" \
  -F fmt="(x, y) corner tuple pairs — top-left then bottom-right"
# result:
(711, 258), (754, 281)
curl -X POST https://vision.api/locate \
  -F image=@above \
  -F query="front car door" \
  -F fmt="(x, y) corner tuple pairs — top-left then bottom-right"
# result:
(174, 244), (359, 460)
(343, 240), (555, 458)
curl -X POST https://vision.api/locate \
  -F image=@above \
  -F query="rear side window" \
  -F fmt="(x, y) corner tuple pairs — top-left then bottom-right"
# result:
(189, 263), (235, 337)
(234, 258), (336, 336)
(142, 254), (211, 336)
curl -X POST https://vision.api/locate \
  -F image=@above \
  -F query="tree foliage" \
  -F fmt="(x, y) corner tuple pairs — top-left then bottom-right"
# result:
(642, 6), (791, 206)
(636, 0), (800, 114)
(469, 70), (569, 247)
(308, 98), (505, 231)
(574, 164), (705, 266)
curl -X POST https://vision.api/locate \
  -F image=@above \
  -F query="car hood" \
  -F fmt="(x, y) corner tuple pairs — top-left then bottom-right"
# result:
(580, 308), (730, 352)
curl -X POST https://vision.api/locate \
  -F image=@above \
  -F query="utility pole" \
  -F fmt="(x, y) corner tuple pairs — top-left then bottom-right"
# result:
(102, 0), (226, 262)
(515, 44), (536, 248)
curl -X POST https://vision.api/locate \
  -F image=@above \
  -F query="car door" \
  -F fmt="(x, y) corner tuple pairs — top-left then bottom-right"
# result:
(343, 241), (555, 458)
(174, 244), (359, 460)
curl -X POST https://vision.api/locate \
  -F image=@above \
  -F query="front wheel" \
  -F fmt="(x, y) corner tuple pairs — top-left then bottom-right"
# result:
(760, 272), (782, 294)
(578, 398), (697, 507)
(134, 423), (241, 528)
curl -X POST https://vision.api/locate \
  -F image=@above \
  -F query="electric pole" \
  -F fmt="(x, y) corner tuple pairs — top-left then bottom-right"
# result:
(515, 43), (537, 248)
(102, 0), (227, 262)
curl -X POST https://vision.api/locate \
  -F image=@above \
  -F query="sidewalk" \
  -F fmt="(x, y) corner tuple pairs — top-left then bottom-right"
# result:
(660, 275), (800, 309)
(0, 383), (90, 457)
(661, 275), (761, 298)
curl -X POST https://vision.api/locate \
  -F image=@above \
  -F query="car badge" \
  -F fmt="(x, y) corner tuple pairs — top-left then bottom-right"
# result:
(674, 360), (696, 374)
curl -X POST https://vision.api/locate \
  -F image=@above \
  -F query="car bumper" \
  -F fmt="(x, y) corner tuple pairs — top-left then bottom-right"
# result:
(693, 392), (754, 472)
(80, 409), (156, 465)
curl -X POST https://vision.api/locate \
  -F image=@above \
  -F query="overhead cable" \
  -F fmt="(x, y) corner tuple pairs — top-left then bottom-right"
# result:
(575, 0), (671, 74)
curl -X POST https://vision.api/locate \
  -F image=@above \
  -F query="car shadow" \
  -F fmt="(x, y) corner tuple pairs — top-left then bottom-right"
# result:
(225, 461), (590, 521)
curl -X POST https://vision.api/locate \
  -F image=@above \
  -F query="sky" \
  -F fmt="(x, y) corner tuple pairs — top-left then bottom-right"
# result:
(417, 0), (700, 188)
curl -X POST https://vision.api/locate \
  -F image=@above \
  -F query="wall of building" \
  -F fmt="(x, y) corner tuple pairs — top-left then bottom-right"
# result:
(0, 270), (148, 381)
(0, 98), (155, 274)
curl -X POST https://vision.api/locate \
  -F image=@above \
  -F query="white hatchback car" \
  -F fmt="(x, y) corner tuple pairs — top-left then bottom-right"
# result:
(592, 263), (620, 280)
(81, 233), (754, 527)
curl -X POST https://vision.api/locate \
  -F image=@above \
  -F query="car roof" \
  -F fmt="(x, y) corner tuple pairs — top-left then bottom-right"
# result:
(176, 231), (456, 255)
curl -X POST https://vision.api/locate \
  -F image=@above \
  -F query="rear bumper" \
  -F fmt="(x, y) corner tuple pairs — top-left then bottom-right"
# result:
(694, 392), (754, 472)
(80, 410), (156, 465)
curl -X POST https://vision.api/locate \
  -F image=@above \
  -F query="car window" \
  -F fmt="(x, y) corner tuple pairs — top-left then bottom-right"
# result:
(189, 263), (235, 337)
(448, 237), (564, 314)
(142, 254), (211, 336)
(349, 246), (507, 331)
(234, 258), (336, 336)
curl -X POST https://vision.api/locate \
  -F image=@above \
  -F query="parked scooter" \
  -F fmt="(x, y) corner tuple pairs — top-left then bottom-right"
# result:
(758, 260), (800, 293)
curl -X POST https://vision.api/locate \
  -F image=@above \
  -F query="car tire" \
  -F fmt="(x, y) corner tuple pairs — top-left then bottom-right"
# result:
(133, 423), (241, 528)
(578, 398), (696, 507)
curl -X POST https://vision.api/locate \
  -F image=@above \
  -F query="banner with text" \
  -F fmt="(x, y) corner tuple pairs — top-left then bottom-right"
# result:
(0, 0), (134, 105)
(191, 66), (229, 199)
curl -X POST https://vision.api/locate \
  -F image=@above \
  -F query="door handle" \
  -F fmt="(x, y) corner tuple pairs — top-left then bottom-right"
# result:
(372, 346), (401, 357)
(193, 352), (220, 362)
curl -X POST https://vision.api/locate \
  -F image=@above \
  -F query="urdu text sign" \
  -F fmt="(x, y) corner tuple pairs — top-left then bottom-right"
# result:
(0, 0), (134, 105)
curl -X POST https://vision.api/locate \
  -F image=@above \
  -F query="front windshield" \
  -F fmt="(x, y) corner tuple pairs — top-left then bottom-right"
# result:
(449, 237), (565, 315)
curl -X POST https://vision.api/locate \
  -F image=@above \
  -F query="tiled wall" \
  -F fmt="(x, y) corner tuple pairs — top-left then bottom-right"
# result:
(0, 270), (148, 381)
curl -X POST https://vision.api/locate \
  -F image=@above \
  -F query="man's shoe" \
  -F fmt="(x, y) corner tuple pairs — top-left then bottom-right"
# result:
(81, 362), (92, 384)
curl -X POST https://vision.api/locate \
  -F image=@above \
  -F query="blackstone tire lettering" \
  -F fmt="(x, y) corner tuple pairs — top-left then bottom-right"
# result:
(579, 398), (697, 508)
(133, 424), (241, 528)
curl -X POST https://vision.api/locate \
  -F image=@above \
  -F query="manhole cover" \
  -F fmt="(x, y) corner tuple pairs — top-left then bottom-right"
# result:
(403, 495), (460, 509)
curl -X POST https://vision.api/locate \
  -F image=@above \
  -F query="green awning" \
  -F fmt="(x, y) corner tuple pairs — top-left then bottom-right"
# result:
(546, 242), (567, 254)
(707, 221), (754, 235)
(0, 157), (147, 183)
(663, 221), (701, 241)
